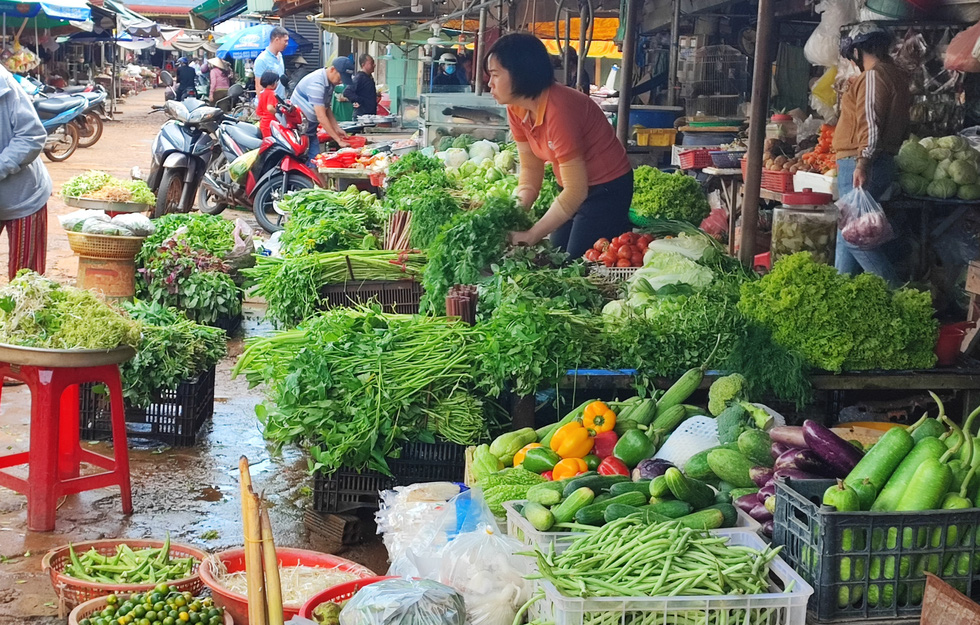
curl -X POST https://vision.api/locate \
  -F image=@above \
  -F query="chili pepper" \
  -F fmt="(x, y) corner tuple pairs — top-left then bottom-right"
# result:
(523, 447), (561, 473)
(583, 401), (617, 434)
(553, 457), (589, 480)
(513, 442), (542, 467)
(550, 421), (594, 459)
(593, 430), (619, 458)
(597, 456), (630, 477)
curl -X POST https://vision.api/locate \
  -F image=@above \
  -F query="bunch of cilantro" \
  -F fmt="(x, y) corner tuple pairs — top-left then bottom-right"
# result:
(632, 166), (710, 224)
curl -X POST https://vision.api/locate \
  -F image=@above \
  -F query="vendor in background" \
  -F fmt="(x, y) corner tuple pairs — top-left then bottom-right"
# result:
(345, 54), (378, 119)
(175, 57), (196, 100)
(208, 56), (233, 103)
(433, 53), (466, 91)
(833, 23), (910, 286)
(487, 33), (633, 258)
(291, 57), (354, 157)
(564, 47), (592, 94)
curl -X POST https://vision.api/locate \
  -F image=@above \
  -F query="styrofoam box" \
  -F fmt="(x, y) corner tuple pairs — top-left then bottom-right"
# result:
(528, 529), (813, 625)
(793, 171), (839, 200)
(504, 500), (763, 555)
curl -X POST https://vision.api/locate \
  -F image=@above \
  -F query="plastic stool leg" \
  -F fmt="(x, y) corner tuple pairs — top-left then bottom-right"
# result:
(104, 369), (132, 515)
(58, 383), (82, 480)
(25, 367), (59, 532)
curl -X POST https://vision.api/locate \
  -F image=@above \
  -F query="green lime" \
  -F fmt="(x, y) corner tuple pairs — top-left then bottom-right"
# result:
(163, 618), (175, 625)
(155, 583), (171, 595)
(106, 595), (118, 606)
(145, 611), (157, 622)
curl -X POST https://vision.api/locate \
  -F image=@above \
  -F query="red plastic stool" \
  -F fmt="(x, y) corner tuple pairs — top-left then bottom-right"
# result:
(0, 349), (134, 532)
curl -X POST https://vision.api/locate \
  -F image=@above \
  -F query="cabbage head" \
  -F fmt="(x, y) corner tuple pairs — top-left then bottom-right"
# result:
(938, 135), (969, 152)
(921, 159), (938, 181)
(494, 150), (516, 172)
(958, 184), (980, 201)
(899, 173), (929, 196)
(896, 141), (932, 174)
(443, 148), (468, 169)
(929, 148), (953, 162)
(934, 159), (954, 181)
(928, 178), (958, 199)
(949, 160), (978, 185)
(920, 137), (938, 151)
(956, 149), (980, 164)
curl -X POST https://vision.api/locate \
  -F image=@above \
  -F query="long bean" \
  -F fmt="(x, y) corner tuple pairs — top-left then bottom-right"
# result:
(64, 535), (193, 585)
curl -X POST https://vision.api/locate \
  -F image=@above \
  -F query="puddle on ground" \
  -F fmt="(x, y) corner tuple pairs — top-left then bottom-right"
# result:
(193, 486), (224, 502)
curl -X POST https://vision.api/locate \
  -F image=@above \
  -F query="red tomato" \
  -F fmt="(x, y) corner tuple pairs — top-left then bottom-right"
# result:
(616, 258), (632, 267)
(609, 243), (621, 256)
(593, 238), (610, 252)
(617, 245), (634, 260)
(638, 234), (654, 248)
(631, 253), (644, 266)
(599, 252), (616, 267)
(623, 232), (638, 243)
(583, 248), (600, 262)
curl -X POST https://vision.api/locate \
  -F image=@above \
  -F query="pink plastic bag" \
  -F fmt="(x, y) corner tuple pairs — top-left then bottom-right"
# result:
(944, 22), (980, 73)
(837, 187), (894, 250)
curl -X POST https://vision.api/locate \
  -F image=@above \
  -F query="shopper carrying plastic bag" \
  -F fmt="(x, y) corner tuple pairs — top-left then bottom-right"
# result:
(838, 187), (895, 250)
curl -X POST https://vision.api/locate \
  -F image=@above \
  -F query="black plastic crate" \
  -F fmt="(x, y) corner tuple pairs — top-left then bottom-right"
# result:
(313, 441), (466, 513)
(319, 279), (422, 314)
(79, 367), (216, 447)
(773, 477), (980, 623)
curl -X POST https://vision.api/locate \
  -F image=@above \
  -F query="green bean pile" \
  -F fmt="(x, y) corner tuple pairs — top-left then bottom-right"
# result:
(526, 518), (790, 625)
(64, 536), (195, 585)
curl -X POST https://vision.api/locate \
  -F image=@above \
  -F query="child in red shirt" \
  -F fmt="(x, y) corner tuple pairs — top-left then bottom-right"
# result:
(256, 71), (280, 137)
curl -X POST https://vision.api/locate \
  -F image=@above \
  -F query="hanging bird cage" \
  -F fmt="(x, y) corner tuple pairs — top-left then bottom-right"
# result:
(680, 45), (750, 118)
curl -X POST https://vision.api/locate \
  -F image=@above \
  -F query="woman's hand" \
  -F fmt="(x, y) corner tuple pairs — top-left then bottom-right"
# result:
(509, 230), (542, 246)
(853, 158), (869, 189)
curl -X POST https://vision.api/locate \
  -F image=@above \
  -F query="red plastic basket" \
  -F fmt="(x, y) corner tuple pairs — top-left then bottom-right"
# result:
(199, 547), (376, 625)
(740, 160), (796, 194)
(678, 148), (714, 170)
(347, 135), (367, 149)
(299, 576), (397, 618)
(42, 539), (208, 610)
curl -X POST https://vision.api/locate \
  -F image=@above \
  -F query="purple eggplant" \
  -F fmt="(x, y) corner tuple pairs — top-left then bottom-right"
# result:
(771, 442), (794, 459)
(773, 468), (821, 481)
(759, 481), (776, 499)
(769, 426), (808, 448)
(802, 420), (863, 476)
(774, 448), (832, 476)
(751, 466), (775, 488)
(734, 493), (762, 514)
(750, 503), (774, 523)
(631, 458), (674, 481)
(762, 520), (774, 537)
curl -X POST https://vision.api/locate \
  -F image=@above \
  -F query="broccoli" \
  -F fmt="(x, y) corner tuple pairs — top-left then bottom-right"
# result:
(452, 134), (475, 150)
(716, 403), (750, 444)
(437, 136), (454, 152)
(708, 373), (748, 416)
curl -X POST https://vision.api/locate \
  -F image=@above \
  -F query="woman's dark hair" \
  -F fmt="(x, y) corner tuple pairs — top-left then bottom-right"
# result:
(853, 32), (891, 59)
(486, 33), (555, 98)
(260, 70), (280, 88)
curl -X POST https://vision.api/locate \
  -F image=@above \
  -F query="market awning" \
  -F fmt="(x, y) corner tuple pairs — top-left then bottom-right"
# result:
(102, 0), (160, 37)
(0, 0), (90, 22)
(190, 0), (246, 26)
(528, 17), (620, 43)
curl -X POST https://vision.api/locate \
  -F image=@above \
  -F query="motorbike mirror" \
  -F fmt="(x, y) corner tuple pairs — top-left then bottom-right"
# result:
(227, 83), (244, 99)
(160, 71), (174, 86)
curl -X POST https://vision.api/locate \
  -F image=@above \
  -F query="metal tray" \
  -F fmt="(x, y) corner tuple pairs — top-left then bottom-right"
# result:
(0, 344), (136, 367)
(64, 196), (151, 214)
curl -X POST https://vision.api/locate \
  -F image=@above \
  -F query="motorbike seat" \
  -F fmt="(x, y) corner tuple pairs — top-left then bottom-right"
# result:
(77, 92), (103, 105)
(225, 122), (263, 151)
(34, 96), (85, 119)
(61, 85), (88, 94)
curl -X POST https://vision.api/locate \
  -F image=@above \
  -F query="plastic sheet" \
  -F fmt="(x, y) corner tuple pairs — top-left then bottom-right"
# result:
(339, 578), (466, 625)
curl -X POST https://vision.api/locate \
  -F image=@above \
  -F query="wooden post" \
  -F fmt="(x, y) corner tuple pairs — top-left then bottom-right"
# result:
(615, 0), (639, 147)
(576, 4), (588, 91)
(475, 7), (487, 95)
(667, 0), (681, 106)
(738, 0), (776, 266)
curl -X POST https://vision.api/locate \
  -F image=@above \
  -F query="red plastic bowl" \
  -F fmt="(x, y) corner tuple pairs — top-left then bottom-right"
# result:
(347, 135), (367, 149)
(198, 547), (375, 625)
(299, 575), (397, 619)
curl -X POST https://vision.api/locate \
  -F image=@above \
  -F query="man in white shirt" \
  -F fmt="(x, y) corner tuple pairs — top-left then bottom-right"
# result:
(253, 26), (288, 98)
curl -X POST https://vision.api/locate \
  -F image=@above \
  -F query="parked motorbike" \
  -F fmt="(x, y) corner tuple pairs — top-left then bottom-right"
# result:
(17, 75), (108, 149)
(34, 95), (88, 162)
(198, 96), (319, 233)
(213, 83), (253, 121)
(146, 98), (222, 218)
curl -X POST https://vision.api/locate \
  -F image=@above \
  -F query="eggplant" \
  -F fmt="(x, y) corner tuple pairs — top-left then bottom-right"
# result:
(771, 442), (794, 459)
(774, 448), (832, 476)
(802, 420), (863, 476)
(750, 466), (774, 488)
(762, 520), (774, 537)
(759, 481), (776, 499)
(734, 492), (762, 514)
(750, 503), (774, 523)
(773, 468), (821, 481)
(769, 426), (808, 448)
(631, 458), (674, 481)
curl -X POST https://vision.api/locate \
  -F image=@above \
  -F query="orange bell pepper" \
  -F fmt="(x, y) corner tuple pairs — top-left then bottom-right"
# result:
(512, 442), (542, 467)
(582, 401), (617, 435)
(550, 422), (595, 459)
(552, 457), (589, 480)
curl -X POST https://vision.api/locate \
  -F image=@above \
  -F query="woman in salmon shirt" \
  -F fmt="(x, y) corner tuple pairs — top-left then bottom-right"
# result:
(486, 33), (633, 257)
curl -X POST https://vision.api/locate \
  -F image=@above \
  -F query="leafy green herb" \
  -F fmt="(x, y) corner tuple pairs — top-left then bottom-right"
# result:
(632, 166), (710, 224)
(61, 170), (112, 199)
(277, 187), (389, 257)
(386, 152), (445, 180)
(136, 214), (234, 269)
(532, 164), (560, 220)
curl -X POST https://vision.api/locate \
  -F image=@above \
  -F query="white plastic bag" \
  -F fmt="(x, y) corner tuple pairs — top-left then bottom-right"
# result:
(339, 578), (466, 625)
(804, 0), (857, 67)
(110, 213), (155, 236)
(838, 187), (894, 249)
(439, 526), (532, 625)
(59, 209), (107, 232)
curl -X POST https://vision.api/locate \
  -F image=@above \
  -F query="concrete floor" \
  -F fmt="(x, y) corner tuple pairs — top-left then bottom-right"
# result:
(0, 88), (389, 624)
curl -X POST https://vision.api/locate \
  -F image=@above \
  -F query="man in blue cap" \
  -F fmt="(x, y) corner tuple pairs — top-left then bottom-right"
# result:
(291, 56), (354, 158)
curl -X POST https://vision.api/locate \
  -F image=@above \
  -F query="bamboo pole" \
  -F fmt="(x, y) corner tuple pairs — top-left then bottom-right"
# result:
(239, 457), (266, 625)
(260, 505), (285, 625)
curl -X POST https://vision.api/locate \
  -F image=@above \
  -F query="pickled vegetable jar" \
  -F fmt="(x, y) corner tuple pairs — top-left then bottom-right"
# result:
(765, 114), (797, 146)
(771, 188), (836, 264)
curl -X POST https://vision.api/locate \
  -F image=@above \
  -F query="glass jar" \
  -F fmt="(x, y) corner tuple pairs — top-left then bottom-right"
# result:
(765, 114), (797, 146)
(771, 188), (837, 264)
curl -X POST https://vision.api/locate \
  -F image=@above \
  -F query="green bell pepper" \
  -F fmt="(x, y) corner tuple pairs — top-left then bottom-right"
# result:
(583, 454), (601, 471)
(523, 447), (561, 473)
(612, 429), (656, 469)
(489, 427), (538, 465)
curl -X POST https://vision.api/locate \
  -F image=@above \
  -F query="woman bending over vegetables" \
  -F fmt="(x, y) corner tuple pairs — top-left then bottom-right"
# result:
(486, 33), (634, 258)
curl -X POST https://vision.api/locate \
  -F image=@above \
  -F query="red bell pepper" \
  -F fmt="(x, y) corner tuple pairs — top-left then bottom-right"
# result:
(593, 430), (619, 459)
(597, 456), (630, 477)
(541, 471), (554, 481)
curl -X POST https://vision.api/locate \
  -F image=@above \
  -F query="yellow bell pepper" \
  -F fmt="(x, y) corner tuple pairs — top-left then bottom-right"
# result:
(553, 457), (589, 480)
(550, 422), (594, 459)
(583, 401), (617, 434)
(512, 442), (542, 467)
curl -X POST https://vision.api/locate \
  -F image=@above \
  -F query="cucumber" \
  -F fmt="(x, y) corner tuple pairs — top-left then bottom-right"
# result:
(552, 487), (595, 524)
(574, 492), (649, 525)
(593, 493), (613, 504)
(707, 448), (756, 488)
(649, 499), (694, 518)
(657, 367), (703, 413)
(650, 404), (689, 435)
(845, 426), (914, 490)
(738, 429), (775, 468)
(870, 436), (946, 511)
(609, 480), (653, 497)
(604, 503), (646, 523)
(684, 443), (739, 481)
(561, 473), (629, 498)
(705, 503), (738, 527)
(649, 475), (670, 498)
(664, 467), (715, 509)
(629, 507), (673, 525)
(526, 481), (564, 507)
(522, 501), (555, 532)
(673, 508), (725, 530)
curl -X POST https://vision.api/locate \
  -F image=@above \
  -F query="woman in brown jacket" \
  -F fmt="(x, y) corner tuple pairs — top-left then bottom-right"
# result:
(833, 23), (910, 286)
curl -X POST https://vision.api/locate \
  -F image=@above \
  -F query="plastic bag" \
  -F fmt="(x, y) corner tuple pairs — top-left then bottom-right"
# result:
(110, 213), (155, 236)
(838, 187), (894, 249)
(339, 578), (465, 625)
(439, 526), (532, 625)
(229, 149), (259, 182)
(804, 0), (857, 67)
(944, 23), (980, 72)
(376, 482), (461, 566)
(224, 218), (257, 275)
(59, 209), (107, 232)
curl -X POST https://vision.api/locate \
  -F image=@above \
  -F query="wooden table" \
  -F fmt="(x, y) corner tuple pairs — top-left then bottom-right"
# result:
(317, 168), (380, 192)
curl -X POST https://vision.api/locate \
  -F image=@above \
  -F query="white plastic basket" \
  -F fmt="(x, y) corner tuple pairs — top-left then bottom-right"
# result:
(589, 264), (639, 281)
(529, 529), (813, 625)
(652, 415), (719, 467)
(505, 500), (761, 555)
